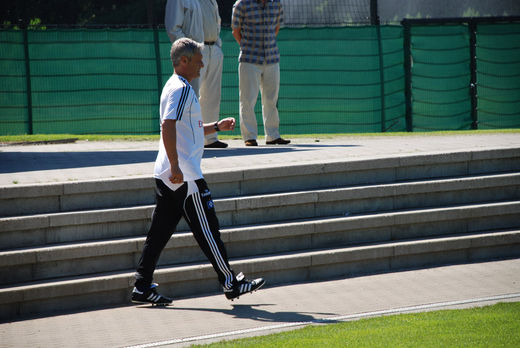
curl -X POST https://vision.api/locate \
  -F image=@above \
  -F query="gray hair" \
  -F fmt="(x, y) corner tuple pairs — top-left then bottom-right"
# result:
(170, 38), (203, 66)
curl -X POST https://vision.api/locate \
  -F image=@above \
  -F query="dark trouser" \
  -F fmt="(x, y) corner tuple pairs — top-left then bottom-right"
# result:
(134, 178), (235, 291)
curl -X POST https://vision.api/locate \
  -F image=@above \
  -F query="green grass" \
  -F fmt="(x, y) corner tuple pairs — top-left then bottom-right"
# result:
(0, 129), (519, 144)
(192, 302), (520, 348)
(0, 133), (160, 143)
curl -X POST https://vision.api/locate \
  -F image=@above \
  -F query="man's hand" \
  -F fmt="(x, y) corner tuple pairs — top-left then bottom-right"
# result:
(205, 117), (236, 135)
(216, 117), (236, 132)
(169, 162), (184, 184)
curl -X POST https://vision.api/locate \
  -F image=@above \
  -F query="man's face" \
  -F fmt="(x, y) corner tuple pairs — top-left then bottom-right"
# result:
(185, 52), (204, 81)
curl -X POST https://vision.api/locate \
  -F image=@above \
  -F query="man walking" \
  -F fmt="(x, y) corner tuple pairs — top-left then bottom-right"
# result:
(131, 38), (265, 306)
(165, 0), (228, 148)
(232, 0), (290, 146)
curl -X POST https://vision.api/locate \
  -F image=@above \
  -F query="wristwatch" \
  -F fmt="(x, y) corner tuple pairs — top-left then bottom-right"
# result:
(214, 122), (220, 132)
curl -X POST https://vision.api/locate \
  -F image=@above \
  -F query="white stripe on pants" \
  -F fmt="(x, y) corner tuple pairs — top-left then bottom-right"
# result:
(239, 62), (281, 142)
(191, 189), (234, 289)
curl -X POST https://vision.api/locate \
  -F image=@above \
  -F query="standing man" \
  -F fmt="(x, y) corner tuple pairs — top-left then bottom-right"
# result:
(165, 0), (228, 148)
(232, 0), (290, 146)
(131, 38), (265, 306)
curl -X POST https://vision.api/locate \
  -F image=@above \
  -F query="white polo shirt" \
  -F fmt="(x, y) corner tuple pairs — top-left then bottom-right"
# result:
(154, 74), (204, 190)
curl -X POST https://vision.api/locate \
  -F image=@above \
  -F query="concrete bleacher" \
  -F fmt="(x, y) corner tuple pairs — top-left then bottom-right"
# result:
(1, 134), (519, 320)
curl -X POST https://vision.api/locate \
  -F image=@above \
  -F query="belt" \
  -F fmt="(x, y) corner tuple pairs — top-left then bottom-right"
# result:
(204, 41), (216, 45)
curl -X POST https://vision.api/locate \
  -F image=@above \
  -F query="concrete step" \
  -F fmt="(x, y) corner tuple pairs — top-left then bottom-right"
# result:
(1, 201), (519, 285)
(1, 228), (519, 320)
(1, 148), (519, 218)
(2, 172), (519, 250)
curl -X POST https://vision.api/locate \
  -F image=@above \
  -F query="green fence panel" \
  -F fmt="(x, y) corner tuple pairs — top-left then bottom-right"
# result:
(1, 23), (518, 136)
(218, 27), (406, 136)
(476, 22), (520, 128)
(380, 26), (406, 132)
(410, 25), (473, 131)
(217, 29), (241, 136)
(0, 31), (28, 135)
(28, 29), (160, 134)
(275, 26), (405, 134)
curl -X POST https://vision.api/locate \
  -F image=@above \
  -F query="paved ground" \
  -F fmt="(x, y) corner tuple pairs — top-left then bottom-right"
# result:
(1, 132), (520, 347)
(1, 259), (519, 348)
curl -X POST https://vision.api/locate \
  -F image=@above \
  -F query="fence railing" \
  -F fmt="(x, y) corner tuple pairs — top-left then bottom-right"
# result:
(0, 18), (519, 135)
(402, 16), (520, 131)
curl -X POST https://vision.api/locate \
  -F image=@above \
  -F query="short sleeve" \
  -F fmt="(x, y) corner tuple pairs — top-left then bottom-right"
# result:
(278, 2), (284, 25)
(231, 0), (243, 29)
(163, 85), (192, 121)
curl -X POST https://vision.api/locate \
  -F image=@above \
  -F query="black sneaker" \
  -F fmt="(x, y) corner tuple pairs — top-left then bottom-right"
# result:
(266, 138), (291, 145)
(204, 140), (228, 149)
(224, 272), (265, 301)
(131, 283), (172, 306)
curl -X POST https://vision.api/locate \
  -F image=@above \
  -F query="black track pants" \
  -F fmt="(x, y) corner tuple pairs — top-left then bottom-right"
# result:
(135, 179), (235, 291)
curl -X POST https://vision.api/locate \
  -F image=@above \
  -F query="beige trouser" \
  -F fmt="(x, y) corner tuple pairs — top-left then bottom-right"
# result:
(192, 44), (224, 145)
(239, 62), (281, 142)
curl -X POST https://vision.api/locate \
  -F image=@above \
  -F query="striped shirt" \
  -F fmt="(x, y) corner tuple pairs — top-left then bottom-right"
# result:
(232, 0), (283, 64)
(154, 74), (204, 187)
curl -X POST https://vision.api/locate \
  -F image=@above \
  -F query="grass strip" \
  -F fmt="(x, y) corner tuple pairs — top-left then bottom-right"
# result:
(192, 302), (520, 348)
(0, 129), (519, 144)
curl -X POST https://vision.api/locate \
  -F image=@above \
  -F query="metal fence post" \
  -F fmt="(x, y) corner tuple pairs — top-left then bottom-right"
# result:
(376, 25), (386, 132)
(370, 0), (379, 26)
(153, 26), (163, 98)
(370, 0), (387, 132)
(23, 28), (33, 135)
(469, 20), (478, 129)
(153, 26), (163, 132)
(402, 20), (413, 132)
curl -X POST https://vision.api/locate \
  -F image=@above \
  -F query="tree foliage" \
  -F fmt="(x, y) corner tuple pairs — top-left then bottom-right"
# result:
(0, 0), (238, 28)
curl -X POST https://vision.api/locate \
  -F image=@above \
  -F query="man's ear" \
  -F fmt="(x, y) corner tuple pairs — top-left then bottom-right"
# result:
(180, 55), (189, 65)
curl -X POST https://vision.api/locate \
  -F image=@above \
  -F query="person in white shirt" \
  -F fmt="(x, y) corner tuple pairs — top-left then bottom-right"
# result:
(165, 0), (227, 148)
(131, 38), (265, 306)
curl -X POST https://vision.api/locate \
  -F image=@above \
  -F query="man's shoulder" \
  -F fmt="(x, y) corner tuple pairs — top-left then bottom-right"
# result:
(164, 74), (193, 98)
(233, 0), (257, 8)
(235, 0), (281, 5)
(168, 74), (191, 88)
(272, 0), (282, 8)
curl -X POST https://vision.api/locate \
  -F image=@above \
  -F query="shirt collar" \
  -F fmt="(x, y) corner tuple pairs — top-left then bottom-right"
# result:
(175, 73), (189, 85)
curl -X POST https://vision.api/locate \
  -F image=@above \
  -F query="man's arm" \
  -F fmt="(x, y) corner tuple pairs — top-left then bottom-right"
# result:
(276, 1), (283, 36)
(162, 119), (183, 184)
(232, 27), (242, 44)
(165, 0), (187, 43)
(231, 1), (242, 44)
